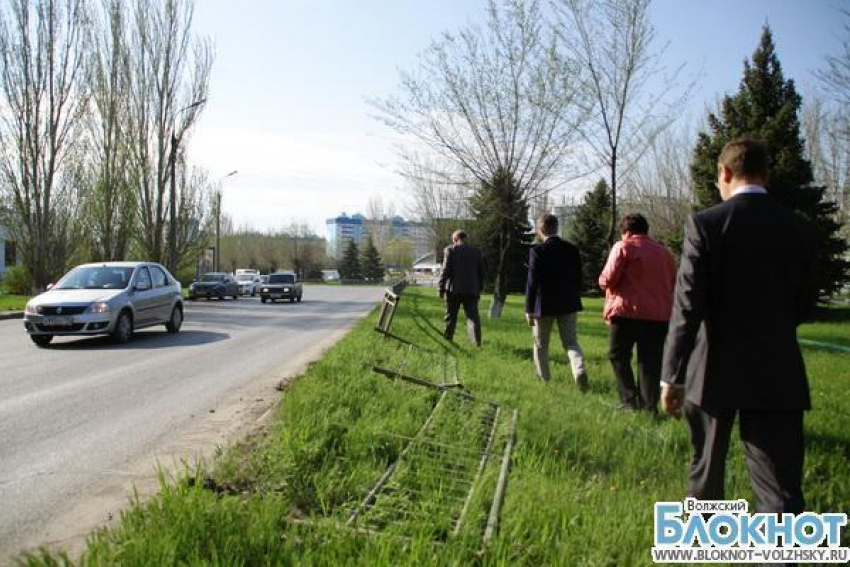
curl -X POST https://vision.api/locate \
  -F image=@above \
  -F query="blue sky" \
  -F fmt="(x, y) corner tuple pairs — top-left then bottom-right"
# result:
(190, 0), (845, 235)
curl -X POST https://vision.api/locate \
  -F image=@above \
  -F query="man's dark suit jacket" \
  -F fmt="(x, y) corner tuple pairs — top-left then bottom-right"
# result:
(525, 236), (583, 318)
(661, 193), (819, 411)
(439, 243), (484, 296)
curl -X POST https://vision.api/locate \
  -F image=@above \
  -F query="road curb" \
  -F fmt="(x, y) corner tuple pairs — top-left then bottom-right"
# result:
(0, 310), (23, 320)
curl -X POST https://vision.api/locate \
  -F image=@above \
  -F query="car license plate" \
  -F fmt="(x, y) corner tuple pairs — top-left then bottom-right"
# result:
(43, 316), (73, 326)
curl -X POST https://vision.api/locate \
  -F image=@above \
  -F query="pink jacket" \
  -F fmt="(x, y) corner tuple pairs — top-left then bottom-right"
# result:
(598, 234), (676, 323)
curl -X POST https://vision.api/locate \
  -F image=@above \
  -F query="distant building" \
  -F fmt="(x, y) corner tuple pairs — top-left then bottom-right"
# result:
(326, 213), (431, 260)
(326, 213), (366, 259)
(553, 204), (579, 238)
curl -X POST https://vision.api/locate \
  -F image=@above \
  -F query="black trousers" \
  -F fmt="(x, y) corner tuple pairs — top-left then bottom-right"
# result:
(684, 402), (805, 515)
(608, 316), (668, 411)
(444, 293), (481, 346)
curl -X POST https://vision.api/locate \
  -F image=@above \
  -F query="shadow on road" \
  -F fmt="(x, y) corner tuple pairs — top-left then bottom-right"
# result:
(46, 329), (229, 350)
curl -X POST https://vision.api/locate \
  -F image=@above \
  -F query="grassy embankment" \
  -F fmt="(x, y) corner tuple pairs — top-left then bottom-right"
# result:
(22, 287), (849, 566)
(0, 294), (27, 311)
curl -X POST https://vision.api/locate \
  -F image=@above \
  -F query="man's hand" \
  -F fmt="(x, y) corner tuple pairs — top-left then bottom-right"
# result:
(661, 384), (685, 420)
(525, 314), (536, 327)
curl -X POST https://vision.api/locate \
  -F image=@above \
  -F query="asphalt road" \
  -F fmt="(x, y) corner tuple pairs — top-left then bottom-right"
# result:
(0, 284), (385, 563)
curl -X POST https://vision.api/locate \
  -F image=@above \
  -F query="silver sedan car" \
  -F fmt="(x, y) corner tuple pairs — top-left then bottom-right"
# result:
(23, 261), (184, 347)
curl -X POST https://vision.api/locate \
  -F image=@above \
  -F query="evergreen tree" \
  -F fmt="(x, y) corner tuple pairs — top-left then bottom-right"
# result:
(691, 26), (848, 297)
(568, 179), (612, 294)
(468, 167), (533, 316)
(361, 237), (385, 282)
(337, 239), (362, 281)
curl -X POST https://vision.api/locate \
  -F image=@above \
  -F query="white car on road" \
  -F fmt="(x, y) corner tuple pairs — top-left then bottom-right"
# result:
(23, 261), (184, 347)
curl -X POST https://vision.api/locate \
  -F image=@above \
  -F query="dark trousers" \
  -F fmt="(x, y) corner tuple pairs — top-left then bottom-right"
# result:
(444, 293), (481, 346)
(608, 317), (668, 411)
(684, 402), (805, 514)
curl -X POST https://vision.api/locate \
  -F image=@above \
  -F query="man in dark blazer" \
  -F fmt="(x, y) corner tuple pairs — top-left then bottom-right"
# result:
(525, 213), (588, 390)
(439, 230), (484, 346)
(661, 138), (819, 519)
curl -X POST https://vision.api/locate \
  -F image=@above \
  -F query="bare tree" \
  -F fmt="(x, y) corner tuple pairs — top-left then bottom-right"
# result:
(621, 122), (695, 253)
(816, 8), (850, 112)
(0, 0), (91, 290)
(804, 96), (849, 241)
(553, 0), (690, 243)
(124, 0), (212, 266)
(81, 0), (136, 261)
(373, 0), (586, 315)
(365, 194), (396, 253)
(400, 153), (474, 265)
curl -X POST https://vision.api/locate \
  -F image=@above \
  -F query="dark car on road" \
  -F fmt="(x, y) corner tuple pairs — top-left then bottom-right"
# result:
(260, 272), (302, 303)
(188, 273), (240, 300)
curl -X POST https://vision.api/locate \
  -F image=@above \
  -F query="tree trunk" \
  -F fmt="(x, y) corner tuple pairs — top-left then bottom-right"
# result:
(608, 150), (618, 244)
(488, 225), (511, 318)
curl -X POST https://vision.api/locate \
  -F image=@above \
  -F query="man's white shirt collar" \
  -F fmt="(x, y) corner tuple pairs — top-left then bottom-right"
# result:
(732, 185), (768, 196)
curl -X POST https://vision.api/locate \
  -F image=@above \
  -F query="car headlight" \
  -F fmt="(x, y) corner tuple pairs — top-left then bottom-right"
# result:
(25, 302), (38, 315)
(88, 301), (111, 314)
(262, 288), (269, 293)
(283, 287), (290, 292)
(189, 283), (196, 290)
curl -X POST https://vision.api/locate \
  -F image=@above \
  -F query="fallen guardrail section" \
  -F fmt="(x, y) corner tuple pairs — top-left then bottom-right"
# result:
(289, 283), (518, 551)
(355, 284), (518, 547)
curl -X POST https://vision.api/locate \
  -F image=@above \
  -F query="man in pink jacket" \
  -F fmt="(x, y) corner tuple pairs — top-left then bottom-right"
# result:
(598, 213), (676, 413)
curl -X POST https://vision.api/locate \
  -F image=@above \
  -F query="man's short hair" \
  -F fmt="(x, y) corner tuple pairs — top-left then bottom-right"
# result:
(538, 213), (559, 236)
(620, 213), (649, 235)
(452, 229), (467, 242)
(719, 137), (769, 181)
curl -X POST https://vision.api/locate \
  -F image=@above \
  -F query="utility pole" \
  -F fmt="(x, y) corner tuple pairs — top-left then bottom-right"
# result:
(215, 170), (237, 272)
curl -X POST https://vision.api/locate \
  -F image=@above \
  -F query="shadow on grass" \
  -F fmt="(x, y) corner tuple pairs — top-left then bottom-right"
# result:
(808, 432), (850, 460)
(812, 305), (850, 323)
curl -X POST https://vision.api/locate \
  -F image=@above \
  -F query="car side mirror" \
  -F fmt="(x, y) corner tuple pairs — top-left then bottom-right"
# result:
(46, 283), (54, 291)
(135, 281), (151, 292)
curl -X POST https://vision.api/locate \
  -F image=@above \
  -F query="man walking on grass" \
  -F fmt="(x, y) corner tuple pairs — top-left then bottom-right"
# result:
(661, 138), (819, 542)
(439, 230), (484, 346)
(524, 214), (588, 390)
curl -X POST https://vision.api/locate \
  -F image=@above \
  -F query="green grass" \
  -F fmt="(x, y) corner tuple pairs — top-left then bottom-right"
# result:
(0, 294), (28, 311)
(20, 288), (850, 566)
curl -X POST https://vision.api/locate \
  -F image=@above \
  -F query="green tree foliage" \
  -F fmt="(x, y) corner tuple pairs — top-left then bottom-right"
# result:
(338, 239), (363, 282)
(691, 26), (848, 297)
(469, 168), (532, 307)
(361, 237), (385, 283)
(568, 179), (612, 294)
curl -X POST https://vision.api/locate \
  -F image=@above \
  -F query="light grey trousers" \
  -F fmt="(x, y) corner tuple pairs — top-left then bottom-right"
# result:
(532, 313), (587, 383)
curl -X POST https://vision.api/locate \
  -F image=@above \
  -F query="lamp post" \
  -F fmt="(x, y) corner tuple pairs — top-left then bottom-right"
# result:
(168, 98), (206, 275)
(215, 170), (238, 272)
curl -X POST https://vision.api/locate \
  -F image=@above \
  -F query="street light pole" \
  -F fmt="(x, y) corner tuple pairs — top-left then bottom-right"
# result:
(215, 170), (238, 272)
(168, 98), (206, 275)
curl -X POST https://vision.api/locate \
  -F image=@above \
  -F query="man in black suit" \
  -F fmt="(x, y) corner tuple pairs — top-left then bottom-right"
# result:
(439, 230), (484, 346)
(661, 138), (818, 519)
(525, 214), (588, 390)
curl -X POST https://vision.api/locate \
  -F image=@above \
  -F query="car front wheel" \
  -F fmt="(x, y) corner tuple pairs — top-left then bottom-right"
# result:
(261, 297), (267, 303)
(30, 334), (53, 348)
(111, 312), (133, 344)
(165, 306), (183, 333)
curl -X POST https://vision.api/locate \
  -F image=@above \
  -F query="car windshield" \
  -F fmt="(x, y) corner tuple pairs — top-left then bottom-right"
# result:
(236, 274), (254, 282)
(55, 266), (134, 290)
(269, 274), (295, 284)
(201, 274), (226, 282)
